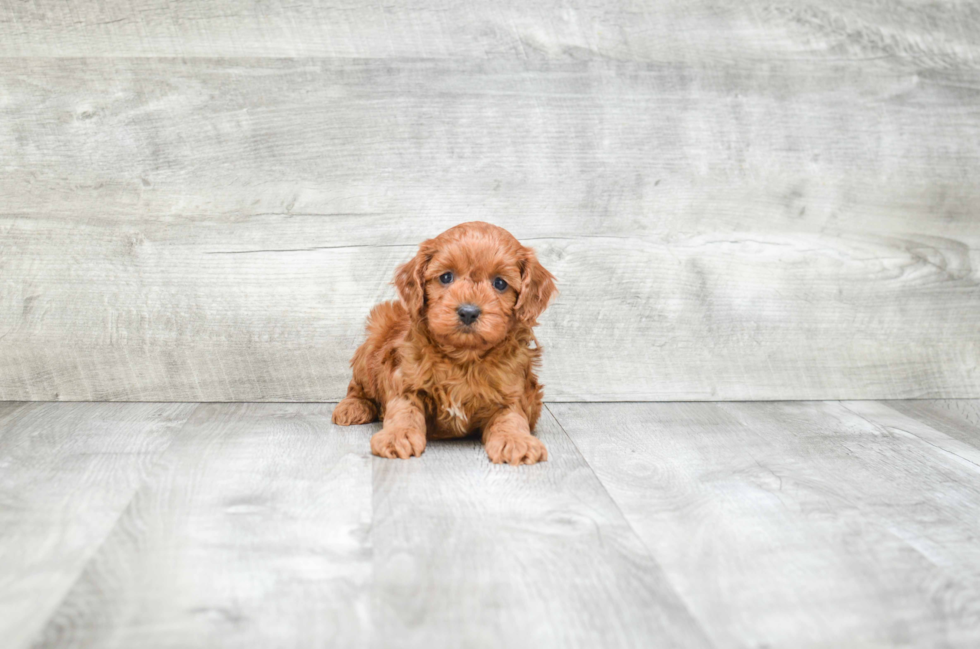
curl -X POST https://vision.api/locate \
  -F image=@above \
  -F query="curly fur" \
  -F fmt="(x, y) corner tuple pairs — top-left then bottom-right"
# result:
(332, 222), (557, 465)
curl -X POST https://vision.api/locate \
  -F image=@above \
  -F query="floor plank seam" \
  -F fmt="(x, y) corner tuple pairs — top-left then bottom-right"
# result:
(543, 403), (722, 649)
(839, 401), (980, 472)
(542, 403), (639, 526)
(543, 404), (658, 548)
(22, 403), (207, 648)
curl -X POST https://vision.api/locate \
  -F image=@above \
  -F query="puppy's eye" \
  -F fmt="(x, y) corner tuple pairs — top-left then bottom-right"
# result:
(439, 272), (454, 285)
(493, 277), (508, 291)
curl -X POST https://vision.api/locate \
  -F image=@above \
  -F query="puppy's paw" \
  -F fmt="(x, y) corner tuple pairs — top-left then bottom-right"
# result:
(332, 397), (378, 426)
(371, 425), (426, 459)
(485, 433), (548, 466)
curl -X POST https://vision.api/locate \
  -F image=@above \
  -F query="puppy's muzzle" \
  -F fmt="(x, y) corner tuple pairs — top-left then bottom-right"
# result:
(456, 303), (481, 326)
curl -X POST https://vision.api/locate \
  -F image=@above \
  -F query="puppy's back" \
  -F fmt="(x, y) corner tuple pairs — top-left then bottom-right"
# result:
(365, 300), (409, 342)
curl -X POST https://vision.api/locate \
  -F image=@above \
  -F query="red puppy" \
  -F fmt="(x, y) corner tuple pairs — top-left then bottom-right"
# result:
(332, 222), (557, 465)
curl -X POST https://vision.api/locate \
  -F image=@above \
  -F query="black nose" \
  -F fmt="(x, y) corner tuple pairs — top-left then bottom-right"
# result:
(456, 303), (481, 326)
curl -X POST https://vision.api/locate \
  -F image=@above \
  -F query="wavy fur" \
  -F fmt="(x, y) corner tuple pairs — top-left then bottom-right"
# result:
(332, 222), (557, 464)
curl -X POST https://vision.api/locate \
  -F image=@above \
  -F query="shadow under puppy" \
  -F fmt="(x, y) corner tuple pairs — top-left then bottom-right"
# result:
(332, 222), (557, 465)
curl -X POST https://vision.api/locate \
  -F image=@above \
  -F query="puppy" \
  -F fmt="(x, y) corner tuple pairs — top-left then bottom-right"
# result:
(332, 222), (557, 465)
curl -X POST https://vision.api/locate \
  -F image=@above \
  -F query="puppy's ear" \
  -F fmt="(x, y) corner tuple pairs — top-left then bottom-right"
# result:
(515, 247), (557, 325)
(394, 240), (434, 318)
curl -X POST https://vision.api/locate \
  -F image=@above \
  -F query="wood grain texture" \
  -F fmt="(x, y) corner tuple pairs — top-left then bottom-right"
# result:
(2, 51), (979, 401)
(28, 403), (372, 649)
(369, 407), (709, 649)
(17, 403), (709, 648)
(5, 401), (980, 647)
(548, 401), (980, 648)
(1, 0), (978, 65)
(839, 400), (980, 477)
(885, 399), (980, 451)
(0, 402), (196, 649)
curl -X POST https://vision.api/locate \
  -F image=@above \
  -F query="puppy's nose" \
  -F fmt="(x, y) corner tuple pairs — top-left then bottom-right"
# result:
(456, 303), (481, 326)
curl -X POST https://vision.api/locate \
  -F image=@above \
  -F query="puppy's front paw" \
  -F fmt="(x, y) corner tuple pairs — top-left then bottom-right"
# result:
(371, 426), (426, 459)
(485, 433), (548, 466)
(332, 396), (378, 425)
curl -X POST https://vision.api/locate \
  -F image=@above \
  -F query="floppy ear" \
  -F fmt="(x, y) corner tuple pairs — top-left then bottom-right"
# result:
(514, 247), (557, 325)
(393, 241), (434, 318)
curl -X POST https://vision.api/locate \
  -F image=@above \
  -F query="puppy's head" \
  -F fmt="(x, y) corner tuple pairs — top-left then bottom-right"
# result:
(394, 222), (556, 350)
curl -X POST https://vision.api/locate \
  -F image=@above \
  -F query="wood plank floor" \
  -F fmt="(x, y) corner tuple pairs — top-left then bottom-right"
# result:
(2, 400), (979, 648)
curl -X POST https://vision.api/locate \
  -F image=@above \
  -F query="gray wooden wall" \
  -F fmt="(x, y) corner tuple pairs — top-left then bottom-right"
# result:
(1, 1), (979, 402)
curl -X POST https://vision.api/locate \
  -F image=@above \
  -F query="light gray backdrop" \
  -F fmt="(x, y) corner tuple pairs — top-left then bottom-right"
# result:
(1, 1), (978, 401)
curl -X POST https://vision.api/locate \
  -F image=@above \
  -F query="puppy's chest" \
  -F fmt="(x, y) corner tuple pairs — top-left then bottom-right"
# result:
(424, 366), (515, 438)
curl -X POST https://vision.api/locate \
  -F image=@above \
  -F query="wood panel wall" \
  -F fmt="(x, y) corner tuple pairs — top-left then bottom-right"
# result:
(1, 1), (978, 401)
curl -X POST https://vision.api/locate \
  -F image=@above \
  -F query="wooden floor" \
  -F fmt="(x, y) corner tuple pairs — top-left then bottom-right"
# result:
(2, 400), (979, 648)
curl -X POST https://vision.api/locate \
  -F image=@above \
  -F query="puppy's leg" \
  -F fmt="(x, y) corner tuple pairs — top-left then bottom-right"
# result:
(483, 409), (548, 465)
(332, 381), (379, 425)
(370, 395), (426, 459)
